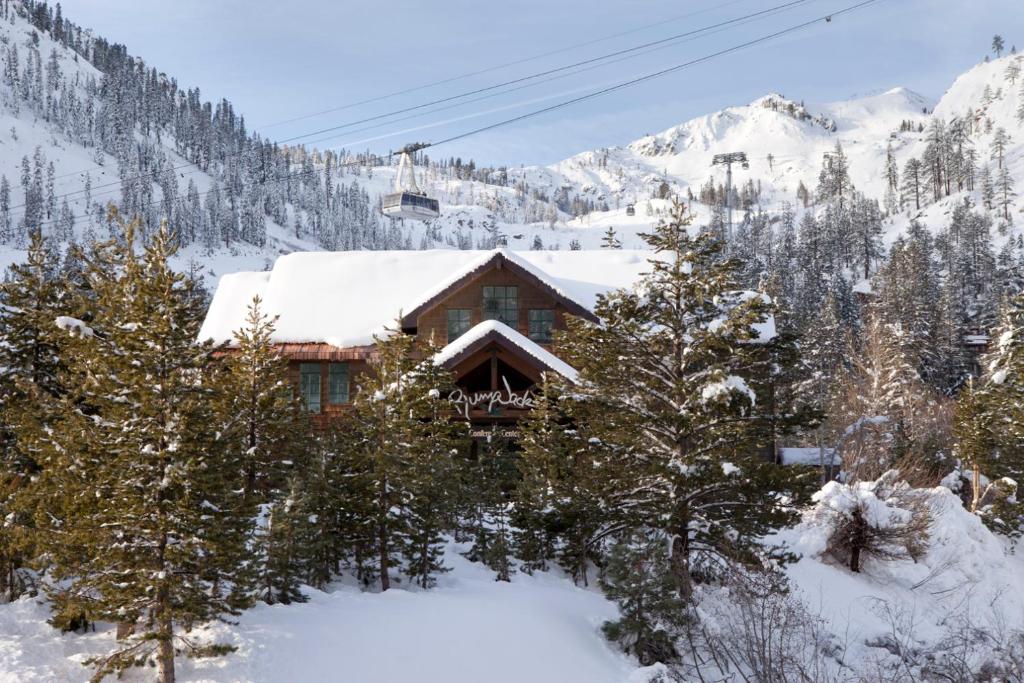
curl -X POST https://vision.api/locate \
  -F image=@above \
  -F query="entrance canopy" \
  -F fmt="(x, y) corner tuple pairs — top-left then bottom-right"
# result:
(434, 320), (577, 425)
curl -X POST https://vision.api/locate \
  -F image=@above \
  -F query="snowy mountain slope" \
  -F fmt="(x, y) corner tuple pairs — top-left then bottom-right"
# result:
(0, 0), (1020, 276)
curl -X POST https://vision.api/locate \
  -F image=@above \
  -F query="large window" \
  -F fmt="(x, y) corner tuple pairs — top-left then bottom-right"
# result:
(328, 362), (349, 405)
(483, 285), (518, 328)
(528, 309), (555, 343)
(299, 363), (321, 413)
(447, 309), (471, 342)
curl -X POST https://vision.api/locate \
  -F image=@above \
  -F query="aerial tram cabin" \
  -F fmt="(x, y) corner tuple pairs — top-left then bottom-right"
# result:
(625, 203), (635, 216)
(382, 143), (440, 220)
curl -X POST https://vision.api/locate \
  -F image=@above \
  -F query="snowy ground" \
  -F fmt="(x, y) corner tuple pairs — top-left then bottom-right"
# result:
(0, 542), (635, 683)
(4, 483), (1024, 682)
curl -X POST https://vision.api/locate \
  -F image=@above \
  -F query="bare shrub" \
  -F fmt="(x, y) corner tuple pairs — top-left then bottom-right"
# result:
(813, 471), (930, 573)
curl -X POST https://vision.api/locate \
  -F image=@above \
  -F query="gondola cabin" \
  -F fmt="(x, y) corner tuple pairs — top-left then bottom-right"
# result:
(382, 191), (440, 220)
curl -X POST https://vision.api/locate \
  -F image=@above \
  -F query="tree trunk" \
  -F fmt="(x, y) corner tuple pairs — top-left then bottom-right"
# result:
(849, 508), (865, 573)
(971, 464), (982, 513)
(378, 476), (390, 592)
(155, 585), (175, 683)
(669, 526), (693, 601)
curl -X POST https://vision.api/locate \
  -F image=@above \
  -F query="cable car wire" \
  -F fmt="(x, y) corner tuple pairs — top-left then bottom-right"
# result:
(254, 0), (757, 130)
(24, 0), (882, 233)
(23, 0), (815, 213)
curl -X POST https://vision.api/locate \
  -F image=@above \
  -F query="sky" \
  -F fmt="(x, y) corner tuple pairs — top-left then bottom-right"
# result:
(57, 0), (1024, 166)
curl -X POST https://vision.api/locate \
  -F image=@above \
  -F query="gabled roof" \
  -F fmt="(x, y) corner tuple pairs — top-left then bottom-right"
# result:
(433, 320), (579, 382)
(399, 249), (597, 329)
(198, 249), (655, 347)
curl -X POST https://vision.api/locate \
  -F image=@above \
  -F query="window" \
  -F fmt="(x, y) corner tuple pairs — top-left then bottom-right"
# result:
(528, 309), (555, 343)
(328, 363), (349, 404)
(483, 285), (518, 328)
(299, 363), (321, 413)
(447, 309), (472, 342)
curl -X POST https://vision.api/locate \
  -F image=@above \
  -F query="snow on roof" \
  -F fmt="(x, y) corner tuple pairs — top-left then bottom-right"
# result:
(779, 447), (837, 466)
(433, 320), (579, 382)
(199, 249), (653, 347)
(199, 248), (777, 348)
(197, 270), (271, 345)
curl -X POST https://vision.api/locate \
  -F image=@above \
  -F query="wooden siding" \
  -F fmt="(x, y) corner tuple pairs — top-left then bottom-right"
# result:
(415, 266), (572, 347)
(285, 357), (370, 418)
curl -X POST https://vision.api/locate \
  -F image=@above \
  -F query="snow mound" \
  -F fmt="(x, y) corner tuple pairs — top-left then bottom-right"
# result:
(780, 479), (1024, 664)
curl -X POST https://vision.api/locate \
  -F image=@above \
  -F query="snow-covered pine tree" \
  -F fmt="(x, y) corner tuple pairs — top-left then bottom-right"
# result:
(601, 226), (622, 249)
(401, 356), (464, 589)
(901, 158), (924, 211)
(20, 214), (253, 682)
(0, 231), (78, 602)
(553, 201), (811, 600)
(214, 296), (304, 501)
(463, 434), (518, 582)
(514, 377), (624, 584)
(341, 323), (466, 591)
(255, 481), (311, 605)
(997, 165), (1016, 222)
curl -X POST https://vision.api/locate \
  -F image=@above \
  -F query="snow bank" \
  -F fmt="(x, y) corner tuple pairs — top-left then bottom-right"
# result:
(779, 478), (1024, 668)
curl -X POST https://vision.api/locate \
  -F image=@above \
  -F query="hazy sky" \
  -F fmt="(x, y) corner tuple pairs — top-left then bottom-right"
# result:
(58, 0), (1024, 166)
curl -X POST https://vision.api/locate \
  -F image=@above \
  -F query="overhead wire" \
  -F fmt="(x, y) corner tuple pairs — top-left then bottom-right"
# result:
(25, 0), (883, 234)
(252, 0), (758, 130)
(26, 0), (816, 213)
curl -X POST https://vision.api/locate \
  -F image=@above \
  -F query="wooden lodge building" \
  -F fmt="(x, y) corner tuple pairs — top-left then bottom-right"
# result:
(199, 249), (656, 437)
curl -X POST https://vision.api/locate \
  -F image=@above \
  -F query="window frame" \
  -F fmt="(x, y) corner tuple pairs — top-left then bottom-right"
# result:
(482, 285), (519, 329)
(528, 309), (555, 343)
(299, 363), (322, 413)
(446, 308), (472, 343)
(328, 362), (350, 405)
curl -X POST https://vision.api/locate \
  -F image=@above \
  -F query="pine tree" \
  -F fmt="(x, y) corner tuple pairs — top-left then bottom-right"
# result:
(0, 232), (75, 601)
(997, 165), (1016, 222)
(255, 482), (311, 605)
(341, 324), (466, 591)
(901, 158), (924, 211)
(214, 296), (303, 501)
(553, 201), (812, 600)
(993, 35), (1005, 58)
(599, 531), (689, 666)
(457, 433), (517, 582)
(514, 379), (621, 584)
(601, 226), (622, 249)
(19, 215), (252, 682)
(991, 127), (1012, 170)
(981, 164), (995, 210)
(817, 142), (853, 211)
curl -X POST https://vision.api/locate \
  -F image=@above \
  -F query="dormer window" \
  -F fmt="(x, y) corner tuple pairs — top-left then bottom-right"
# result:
(483, 285), (518, 328)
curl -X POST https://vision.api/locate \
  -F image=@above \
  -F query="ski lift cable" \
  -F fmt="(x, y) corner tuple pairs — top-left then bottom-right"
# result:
(44, 0), (782, 186)
(278, 7), (798, 152)
(30, 0), (816, 209)
(429, 0), (882, 150)
(28, 0), (882, 233)
(253, 0), (758, 131)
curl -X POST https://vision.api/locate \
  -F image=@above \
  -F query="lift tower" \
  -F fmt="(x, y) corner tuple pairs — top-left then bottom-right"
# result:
(711, 152), (748, 245)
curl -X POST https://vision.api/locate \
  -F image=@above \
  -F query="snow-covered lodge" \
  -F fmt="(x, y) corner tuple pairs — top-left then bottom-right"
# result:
(199, 249), (656, 434)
